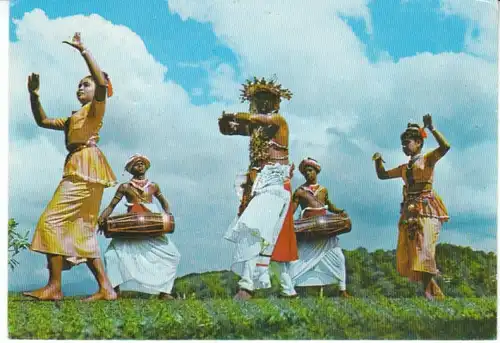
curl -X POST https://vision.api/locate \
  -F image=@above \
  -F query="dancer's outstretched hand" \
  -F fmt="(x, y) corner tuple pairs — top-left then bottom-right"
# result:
(27, 73), (40, 95)
(423, 113), (433, 130)
(63, 32), (85, 52)
(372, 152), (385, 163)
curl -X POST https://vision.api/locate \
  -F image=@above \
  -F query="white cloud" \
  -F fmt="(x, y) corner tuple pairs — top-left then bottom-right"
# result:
(440, 0), (498, 59)
(208, 63), (240, 102)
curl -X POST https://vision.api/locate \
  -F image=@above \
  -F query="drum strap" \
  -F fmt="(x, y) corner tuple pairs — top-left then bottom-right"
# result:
(301, 185), (326, 198)
(130, 179), (152, 193)
(300, 206), (327, 219)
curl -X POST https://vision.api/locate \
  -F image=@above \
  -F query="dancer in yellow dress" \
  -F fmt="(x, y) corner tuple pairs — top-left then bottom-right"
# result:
(373, 114), (450, 300)
(23, 33), (117, 301)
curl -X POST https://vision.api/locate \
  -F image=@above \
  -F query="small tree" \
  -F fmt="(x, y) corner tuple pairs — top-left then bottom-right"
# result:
(8, 218), (30, 270)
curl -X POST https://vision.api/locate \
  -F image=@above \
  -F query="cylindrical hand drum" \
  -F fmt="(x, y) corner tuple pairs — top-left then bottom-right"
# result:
(101, 212), (175, 238)
(294, 213), (351, 240)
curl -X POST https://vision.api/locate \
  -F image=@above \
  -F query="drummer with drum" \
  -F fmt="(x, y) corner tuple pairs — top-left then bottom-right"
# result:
(98, 154), (180, 300)
(288, 157), (351, 298)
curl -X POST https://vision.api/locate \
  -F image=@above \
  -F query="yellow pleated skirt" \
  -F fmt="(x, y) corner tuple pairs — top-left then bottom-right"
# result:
(30, 176), (105, 267)
(396, 215), (441, 281)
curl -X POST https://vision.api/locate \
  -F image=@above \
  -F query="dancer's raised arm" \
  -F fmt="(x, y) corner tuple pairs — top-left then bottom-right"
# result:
(63, 33), (108, 102)
(423, 114), (450, 166)
(28, 73), (67, 130)
(372, 153), (401, 180)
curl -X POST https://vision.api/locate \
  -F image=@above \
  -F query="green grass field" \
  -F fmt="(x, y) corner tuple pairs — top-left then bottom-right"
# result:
(8, 294), (496, 340)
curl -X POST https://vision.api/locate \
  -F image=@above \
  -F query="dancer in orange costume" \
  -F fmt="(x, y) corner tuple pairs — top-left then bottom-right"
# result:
(373, 114), (449, 300)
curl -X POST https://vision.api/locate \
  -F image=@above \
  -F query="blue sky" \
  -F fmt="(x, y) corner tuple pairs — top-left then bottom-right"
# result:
(8, 0), (498, 295)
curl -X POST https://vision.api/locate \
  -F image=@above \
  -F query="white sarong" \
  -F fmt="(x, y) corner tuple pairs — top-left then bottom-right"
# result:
(224, 164), (294, 293)
(289, 236), (346, 290)
(104, 203), (180, 294)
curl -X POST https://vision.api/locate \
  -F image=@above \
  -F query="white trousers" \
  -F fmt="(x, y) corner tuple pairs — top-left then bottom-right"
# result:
(237, 256), (297, 296)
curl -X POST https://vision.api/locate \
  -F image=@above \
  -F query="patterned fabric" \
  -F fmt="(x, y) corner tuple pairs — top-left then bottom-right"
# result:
(385, 149), (449, 222)
(30, 177), (104, 267)
(61, 99), (116, 187)
(63, 146), (116, 187)
(402, 191), (449, 221)
(397, 216), (441, 278)
(30, 98), (115, 267)
(384, 148), (448, 290)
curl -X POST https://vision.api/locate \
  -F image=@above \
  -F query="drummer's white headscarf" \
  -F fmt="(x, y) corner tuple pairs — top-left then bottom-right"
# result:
(125, 153), (151, 173)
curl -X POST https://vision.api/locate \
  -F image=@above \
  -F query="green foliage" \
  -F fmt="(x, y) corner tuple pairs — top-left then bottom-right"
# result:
(435, 243), (497, 297)
(171, 271), (240, 299)
(168, 243), (496, 299)
(8, 294), (496, 339)
(8, 219), (30, 270)
(7, 243), (497, 339)
(341, 244), (497, 298)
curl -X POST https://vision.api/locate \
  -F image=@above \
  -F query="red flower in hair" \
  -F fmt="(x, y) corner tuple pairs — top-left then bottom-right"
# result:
(107, 78), (113, 97)
(103, 72), (113, 97)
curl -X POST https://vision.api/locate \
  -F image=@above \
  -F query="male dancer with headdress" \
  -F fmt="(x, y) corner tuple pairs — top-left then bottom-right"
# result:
(98, 154), (180, 300)
(220, 77), (298, 299)
(288, 157), (350, 297)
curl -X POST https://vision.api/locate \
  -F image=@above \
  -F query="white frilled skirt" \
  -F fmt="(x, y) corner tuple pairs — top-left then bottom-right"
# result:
(288, 236), (346, 290)
(104, 235), (180, 294)
(224, 164), (291, 277)
(103, 202), (180, 294)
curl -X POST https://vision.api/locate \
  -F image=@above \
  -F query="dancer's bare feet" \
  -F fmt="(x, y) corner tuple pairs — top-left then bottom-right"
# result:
(82, 288), (117, 302)
(427, 279), (445, 300)
(339, 290), (351, 298)
(159, 293), (175, 300)
(233, 289), (252, 300)
(23, 284), (63, 301)
(279, 293), (299, 299)
(424, 291), (434, 301)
